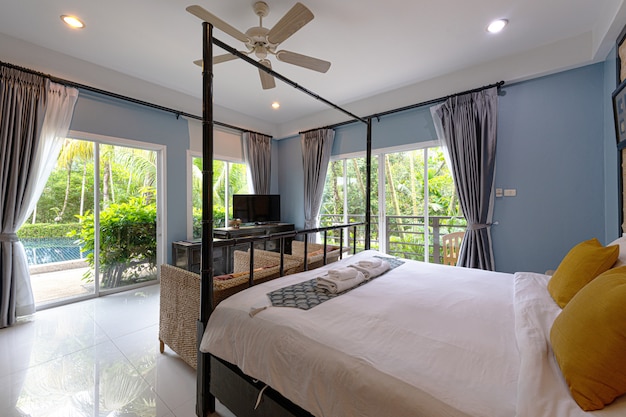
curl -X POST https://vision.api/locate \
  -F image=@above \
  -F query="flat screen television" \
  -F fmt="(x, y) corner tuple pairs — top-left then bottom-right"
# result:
(232, 194), (281, 224)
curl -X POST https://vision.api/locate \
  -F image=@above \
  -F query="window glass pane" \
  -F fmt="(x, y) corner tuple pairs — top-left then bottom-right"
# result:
(346, 156), (379, 251)
(98, 144), (158, 290)
(320, 160), (345, 227)
(228, 162), (249, 218)
(192, 157), (248, 238)
(383, 146), (465, 262)
(385, 150), (425, 260)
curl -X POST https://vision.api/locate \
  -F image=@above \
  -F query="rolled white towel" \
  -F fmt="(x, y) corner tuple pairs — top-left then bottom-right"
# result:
(317, 271), (365, 294)
(358, 258), (382, 268)
(328, 267), (359, 281)
(351, 260), (391, 280)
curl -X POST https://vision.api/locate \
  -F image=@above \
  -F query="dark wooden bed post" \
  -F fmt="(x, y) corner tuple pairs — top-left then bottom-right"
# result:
(365, 117), (372, 250)
(197, 21), (216, 417)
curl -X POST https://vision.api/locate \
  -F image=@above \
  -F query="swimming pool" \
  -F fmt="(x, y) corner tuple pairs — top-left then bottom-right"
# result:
(21, 237), (86, 266)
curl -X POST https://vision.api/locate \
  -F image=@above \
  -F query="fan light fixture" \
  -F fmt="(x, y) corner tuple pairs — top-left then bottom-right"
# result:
(487, 19), (508, 33)
(61, 15), (85, 29)
(187, 2), (331, 90)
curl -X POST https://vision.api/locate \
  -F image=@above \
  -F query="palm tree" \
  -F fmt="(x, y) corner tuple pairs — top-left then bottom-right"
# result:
(55, 139), (94, 222)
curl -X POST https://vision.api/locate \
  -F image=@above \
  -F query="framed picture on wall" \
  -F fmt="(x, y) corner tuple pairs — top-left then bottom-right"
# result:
(618, 24), (626, 84)
(613, 81), (626, 144)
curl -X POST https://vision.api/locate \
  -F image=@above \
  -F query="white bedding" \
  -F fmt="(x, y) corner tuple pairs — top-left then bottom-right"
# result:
(200, 250), (626, 417)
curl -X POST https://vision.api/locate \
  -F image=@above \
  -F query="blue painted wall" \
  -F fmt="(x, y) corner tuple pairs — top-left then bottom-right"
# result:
(278, 63), (611, 274)
(493, 64), (605, 273)
(603, 47), (620, 244)
(66, 61), (617, 274)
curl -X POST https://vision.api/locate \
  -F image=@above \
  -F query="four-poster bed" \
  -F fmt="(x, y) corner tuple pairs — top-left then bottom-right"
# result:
(187, 6), (626, 417)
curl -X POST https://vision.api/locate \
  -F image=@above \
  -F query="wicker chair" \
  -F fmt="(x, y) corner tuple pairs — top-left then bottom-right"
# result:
(158, 252), (301, 369)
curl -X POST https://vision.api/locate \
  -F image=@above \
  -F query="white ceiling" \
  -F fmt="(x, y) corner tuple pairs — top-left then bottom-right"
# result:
(1, 0), (626, 138)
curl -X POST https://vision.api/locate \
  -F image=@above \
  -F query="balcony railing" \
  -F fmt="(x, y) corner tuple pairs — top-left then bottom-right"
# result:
(320, 214), (466, 264)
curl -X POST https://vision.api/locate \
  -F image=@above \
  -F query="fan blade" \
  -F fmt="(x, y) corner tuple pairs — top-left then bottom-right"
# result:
(186, 5), (249, 43)
(214, 53), (240, 64)
(276, 50), (331, 73)
(266, 3), (314, 45)
(258, 59), (276, 90)
(193, 53), (240, 68)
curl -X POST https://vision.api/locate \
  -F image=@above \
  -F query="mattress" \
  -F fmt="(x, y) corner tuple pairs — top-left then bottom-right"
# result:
(200, 250), (626, 417)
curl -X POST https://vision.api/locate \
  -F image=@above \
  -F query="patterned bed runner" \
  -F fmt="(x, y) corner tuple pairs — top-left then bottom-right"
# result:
(266, 256), (405, 310)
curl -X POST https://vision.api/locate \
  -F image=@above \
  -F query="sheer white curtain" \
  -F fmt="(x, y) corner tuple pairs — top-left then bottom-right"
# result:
(0, 70), (78, 327)
(301, 129), (335, 238)
(243, 132), (271, 194)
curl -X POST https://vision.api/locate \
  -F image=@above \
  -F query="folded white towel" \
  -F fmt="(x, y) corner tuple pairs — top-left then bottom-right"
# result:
(351, 260), (391, 280)
(328, 267), (359, 281)
(317, 271), (365, 294)
(357, 258), (382, 268)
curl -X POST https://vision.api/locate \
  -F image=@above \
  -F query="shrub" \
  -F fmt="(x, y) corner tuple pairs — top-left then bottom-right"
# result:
(18, 222), (81, 239)
(73, 198), (157, 288)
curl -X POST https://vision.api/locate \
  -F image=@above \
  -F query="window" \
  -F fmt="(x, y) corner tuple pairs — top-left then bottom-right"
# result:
(190, 156), (249, 238)
(321, 144), (465, 262)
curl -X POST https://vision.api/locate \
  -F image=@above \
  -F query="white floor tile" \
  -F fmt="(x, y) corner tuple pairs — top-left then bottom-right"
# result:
(91, 286), (160, 339)
(0, 284), (211, 417)
(172, 398), (236, 417)
(0, 303), (109, 378)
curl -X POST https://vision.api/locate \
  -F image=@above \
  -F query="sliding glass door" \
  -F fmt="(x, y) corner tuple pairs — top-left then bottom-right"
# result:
(26, 134), (164, 308)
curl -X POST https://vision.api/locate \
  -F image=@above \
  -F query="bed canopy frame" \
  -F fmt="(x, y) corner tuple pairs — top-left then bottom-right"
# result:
(194, 15), (505, 415)
(195, 20), (373, 416)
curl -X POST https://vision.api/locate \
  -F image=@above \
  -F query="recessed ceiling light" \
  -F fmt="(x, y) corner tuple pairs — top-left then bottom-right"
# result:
(61, 15), (85, 29)
(487, 19), (508, 34)
(271, 102), (280, 109)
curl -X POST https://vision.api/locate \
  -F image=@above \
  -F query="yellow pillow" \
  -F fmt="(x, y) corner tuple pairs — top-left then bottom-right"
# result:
(547, 238), (618, 308)
(550, 266), (626, 411)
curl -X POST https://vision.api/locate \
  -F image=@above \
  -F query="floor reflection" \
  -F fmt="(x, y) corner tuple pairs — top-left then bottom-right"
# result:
(1, 284), (235, 417)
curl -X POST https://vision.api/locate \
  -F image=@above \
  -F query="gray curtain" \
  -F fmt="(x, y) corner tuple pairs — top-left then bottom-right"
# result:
(1, 67), (78, 327)
(243, 132), (271, 194)
(301, 129), (335, 237)
(430, 87), (498, 270)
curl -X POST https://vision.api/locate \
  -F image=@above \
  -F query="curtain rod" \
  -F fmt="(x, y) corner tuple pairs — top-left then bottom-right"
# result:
(298, 80), (505, 135)
(212, 37), (368, 126)
(0, 60), (272, 138)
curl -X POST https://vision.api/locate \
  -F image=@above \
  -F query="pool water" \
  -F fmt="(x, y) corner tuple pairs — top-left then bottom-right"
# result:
(21, 238), (86, 266)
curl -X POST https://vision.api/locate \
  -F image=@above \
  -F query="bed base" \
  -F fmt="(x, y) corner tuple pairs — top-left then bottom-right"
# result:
(210, 355), (313, 417)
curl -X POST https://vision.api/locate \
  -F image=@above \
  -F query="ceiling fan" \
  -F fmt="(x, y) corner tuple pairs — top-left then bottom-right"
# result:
(187, 2), (331, 90)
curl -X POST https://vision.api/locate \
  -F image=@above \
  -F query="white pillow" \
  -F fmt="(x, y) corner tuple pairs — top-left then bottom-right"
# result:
(608, 236), (626, 267)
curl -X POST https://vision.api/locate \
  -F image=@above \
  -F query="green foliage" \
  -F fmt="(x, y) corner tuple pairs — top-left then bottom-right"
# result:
(18, 222), (81, 239)
(321, 147), (464, 259)
(192, 206), (226, 239)
(191, 157), (249, 238)
(74, 198), (157, 288)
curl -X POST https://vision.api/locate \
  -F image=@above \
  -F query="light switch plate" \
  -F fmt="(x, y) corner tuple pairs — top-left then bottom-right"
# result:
(504, 189), (516, 197)
(495, 188), (503, 197)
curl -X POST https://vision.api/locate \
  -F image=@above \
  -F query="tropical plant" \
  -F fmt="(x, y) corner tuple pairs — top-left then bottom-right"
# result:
(72, 195), (157, 288)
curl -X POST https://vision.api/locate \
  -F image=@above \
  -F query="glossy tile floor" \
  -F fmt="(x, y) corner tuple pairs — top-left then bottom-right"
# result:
(0, 284), (236, 417)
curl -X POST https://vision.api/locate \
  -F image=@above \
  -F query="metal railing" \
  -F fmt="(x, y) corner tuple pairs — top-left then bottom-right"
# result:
(320, 214), (466, 264)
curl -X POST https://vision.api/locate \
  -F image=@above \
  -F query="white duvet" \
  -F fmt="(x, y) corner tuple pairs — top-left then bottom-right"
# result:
(200, 250), (626, 417)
